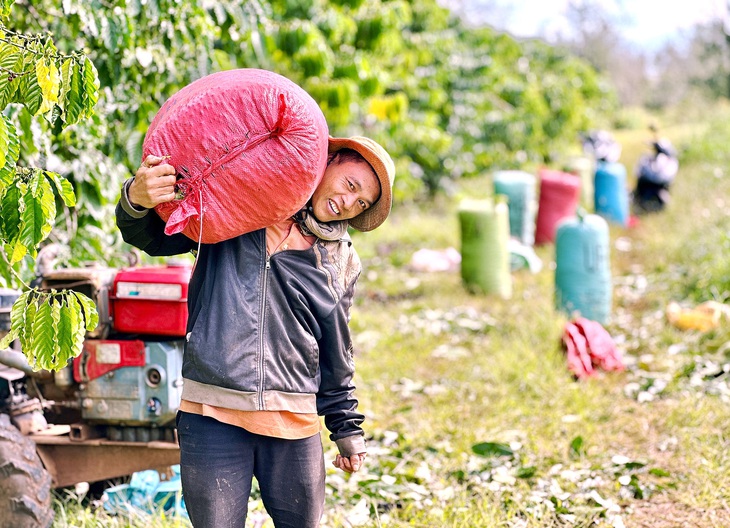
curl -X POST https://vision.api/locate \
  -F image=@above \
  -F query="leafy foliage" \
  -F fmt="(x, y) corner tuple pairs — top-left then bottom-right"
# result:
(0, 1), (98, 370)
(0, 288), (96, 371)
(0, 28), (97, 125)
(0, 168), (75, 263)
(472, 441), (514, 457)
(7, 0), (614, 270)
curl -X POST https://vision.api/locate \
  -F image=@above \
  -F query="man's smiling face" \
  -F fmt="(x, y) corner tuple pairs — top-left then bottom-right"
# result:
(310, 155), (381, 223)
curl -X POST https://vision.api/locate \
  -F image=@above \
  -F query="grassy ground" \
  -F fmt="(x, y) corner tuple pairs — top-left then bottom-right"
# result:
(53, 107), (730, 527)
(324, 108), (730, 527)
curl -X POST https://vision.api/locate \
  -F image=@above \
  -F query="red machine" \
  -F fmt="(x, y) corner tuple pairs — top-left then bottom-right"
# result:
(111, 264), (191, 336)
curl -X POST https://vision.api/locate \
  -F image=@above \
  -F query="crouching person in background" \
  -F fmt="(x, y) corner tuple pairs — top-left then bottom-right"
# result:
(632, 137), (678, 213)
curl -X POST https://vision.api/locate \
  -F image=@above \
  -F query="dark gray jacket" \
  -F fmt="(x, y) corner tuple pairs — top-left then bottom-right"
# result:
(116, 180), (365, 455)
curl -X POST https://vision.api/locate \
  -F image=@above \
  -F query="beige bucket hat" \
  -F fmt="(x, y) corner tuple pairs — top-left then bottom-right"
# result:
(328, 136), (395, 232)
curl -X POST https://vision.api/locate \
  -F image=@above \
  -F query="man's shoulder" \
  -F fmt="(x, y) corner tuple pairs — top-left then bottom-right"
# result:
(320, 235), (362, 289)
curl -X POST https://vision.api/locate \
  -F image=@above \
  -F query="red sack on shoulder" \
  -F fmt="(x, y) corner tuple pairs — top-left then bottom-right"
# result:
(143, 69), (329, 244)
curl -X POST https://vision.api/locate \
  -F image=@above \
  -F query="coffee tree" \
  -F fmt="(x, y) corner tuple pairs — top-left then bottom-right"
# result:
(0, 0), (99, 370)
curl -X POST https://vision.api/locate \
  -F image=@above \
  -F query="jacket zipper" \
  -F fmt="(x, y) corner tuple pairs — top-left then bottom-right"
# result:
(258, 253), (270, 409)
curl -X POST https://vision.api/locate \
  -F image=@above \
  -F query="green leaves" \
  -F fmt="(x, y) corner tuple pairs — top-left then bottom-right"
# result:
(0, 41), (22, 110)
(81, 57), (99, 116)
(19, 53), (43, 115)
(569, 435), (586, 458)
(0, 111), (9, 172)
(0, 28), (99, 126)
(0, 288), (97, 371)
(0, 167), (73, 263)
(47, 53), (98, 125)
(57, 56), (98, 126)
(21, 171), (55, 249)
(0, 26), (96, 276)
(0, 107), (75, 265)
(472, 441), (514, 458)
(0, 0), (13, 19)
(0, 112), (18, 184)
(0, 178), (19, 245)
(47, 170), (76, 207)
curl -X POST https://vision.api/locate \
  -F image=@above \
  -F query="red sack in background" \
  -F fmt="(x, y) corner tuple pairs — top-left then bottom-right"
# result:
(574, 318), (624, 372)
(562, 317), (624, 379)
(143, 69), (329, 244)
(534, 169), (581, 245)
(563, 322), (595, 378)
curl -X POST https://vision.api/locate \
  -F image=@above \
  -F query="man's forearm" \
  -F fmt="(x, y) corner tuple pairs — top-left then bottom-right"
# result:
(116, 179), (195, 256)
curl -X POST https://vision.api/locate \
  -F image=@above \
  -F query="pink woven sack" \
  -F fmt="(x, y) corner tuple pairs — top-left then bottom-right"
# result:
(143, 69), (329, 244)
(562, 317), (624, 379)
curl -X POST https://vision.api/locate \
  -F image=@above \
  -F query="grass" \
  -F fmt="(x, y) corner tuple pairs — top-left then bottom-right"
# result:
(53, 105), (730, 527)
(334, 106), (730, 527)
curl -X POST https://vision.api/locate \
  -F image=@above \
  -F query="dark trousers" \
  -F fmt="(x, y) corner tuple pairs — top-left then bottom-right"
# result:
(633, 177), (670, 213)
(176, 411), (326, 528)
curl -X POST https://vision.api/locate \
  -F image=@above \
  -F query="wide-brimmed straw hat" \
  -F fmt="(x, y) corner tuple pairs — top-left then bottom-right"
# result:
(328, 135), (395, 232)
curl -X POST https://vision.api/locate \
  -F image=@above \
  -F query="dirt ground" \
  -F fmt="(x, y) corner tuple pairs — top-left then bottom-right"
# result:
(627, 500), (730, 528)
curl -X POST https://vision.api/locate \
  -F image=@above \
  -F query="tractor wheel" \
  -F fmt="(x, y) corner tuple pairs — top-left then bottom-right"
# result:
(0, 414), (54, 528)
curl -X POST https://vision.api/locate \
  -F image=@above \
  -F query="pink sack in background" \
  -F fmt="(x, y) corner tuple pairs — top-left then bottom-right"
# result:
(562, 317), (624, 379)
(534, 169), (581, 245)
(563, 321), (595, 379)
(574, 317), (624, 372)
(143, 69), (329, 244)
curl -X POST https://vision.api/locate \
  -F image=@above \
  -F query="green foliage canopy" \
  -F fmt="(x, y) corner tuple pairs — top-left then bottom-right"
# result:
(7, 0), (615, 265)
(0, 1), (99, 370)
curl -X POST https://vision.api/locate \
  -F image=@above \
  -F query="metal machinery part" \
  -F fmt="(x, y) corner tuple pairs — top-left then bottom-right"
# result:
(0, 263), (189, 492)
(77, 340), (183, 426)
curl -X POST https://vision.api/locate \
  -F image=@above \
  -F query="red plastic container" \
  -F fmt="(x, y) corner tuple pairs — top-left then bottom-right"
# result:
(110, 264), (192, 336)
(534, 169), (581, 245)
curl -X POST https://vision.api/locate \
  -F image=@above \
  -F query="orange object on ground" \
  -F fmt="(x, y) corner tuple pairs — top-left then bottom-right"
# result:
(666, 301), (730, 331)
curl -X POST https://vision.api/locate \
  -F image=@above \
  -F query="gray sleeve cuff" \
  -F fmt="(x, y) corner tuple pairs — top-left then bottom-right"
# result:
(335, 434), (366, 457)
(119, 178), (150, 219)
